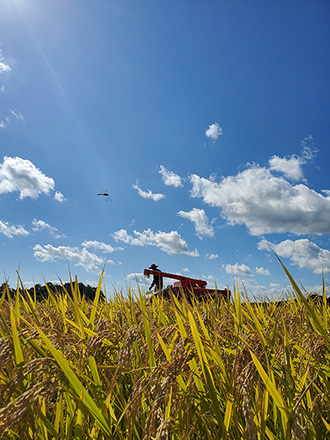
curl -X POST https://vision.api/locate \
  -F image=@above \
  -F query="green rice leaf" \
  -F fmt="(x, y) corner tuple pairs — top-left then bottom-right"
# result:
(10, 306), (24, 366)
(250, 350), (289, 426)
(320, 414), (330, 432)
(139, 288), (155, 368)
(88, 355), (102, 387)
(89, 264), (105, 329)
(223, 397), (233, 437)
(277, 255), (330, 346)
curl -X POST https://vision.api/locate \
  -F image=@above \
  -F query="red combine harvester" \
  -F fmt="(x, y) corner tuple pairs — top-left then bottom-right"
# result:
(144, 268), (230, 301)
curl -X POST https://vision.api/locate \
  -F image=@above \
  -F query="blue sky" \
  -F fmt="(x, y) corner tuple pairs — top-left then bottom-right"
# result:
(1, 0), (330, 297)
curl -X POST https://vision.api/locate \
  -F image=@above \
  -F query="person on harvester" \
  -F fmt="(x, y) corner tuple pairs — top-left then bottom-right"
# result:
(148, 264), (163, 292)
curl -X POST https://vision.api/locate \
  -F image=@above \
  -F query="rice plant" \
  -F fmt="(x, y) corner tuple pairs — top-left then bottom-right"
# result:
(0, 263), (329, 439)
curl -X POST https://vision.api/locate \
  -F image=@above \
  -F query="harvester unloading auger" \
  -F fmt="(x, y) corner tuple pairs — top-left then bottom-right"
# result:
(144, 268), (230, 301)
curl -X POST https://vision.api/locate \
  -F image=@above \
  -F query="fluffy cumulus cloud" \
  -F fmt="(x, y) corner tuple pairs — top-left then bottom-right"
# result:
(113, 228), (199, 256)
(268, 135), (318, 181)
(0, 156), (55, 199)
(0, 220), (29, 238)
(33, 244), (104, 272)
(32, 219), (62, 238)
(205, 122), (223, 141)
(268, 155), (304, 181)
(159, 165), (183, 188)
(82, 240), (122, 253)
(189, 165), (330, 236)
(224, 263), (252, 276)
(178, 208), (214, 239)
(255, 267), (271, 276)
(258, 238), (330, 274)
(206, 253), (218, 260)
(132, 182), (165, 201)
(54, 191), (66, 202)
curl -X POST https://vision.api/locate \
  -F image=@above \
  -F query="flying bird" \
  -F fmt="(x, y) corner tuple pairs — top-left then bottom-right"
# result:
(97, 190), (112, 201)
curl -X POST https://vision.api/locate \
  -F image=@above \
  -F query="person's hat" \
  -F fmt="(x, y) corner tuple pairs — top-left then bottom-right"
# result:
(149, 264), (159, 270)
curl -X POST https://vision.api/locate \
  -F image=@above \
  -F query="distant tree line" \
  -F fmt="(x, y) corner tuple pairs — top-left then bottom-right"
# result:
(0, 281), (105, 302)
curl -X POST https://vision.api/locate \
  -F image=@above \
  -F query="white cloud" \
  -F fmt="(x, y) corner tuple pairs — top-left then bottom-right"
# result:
(10, 109), (23, 120)
(112, 229), (142, 246)
(269, 135), (318, 181)
(126, 272), (149, 287)
(113, 228), (199, 256)
(258, 238), (330, 274)
(33, 244), (104, 273)
(54, 191), (66, 202)
(0, 49), (11, 74)
(0, 109), (24, 129)
(189, 165), (330, 236)
(224, 263), (252, 276)
(202, 274), (217, 282)
(205, 122), (223, 141)
(83, 280), (99, 288)
(268, 155), (304, 181)
(0, 62), (11, 73)
(257, 239), (273, 252)
(0, 156), (55, 199)
(206, 253), (218, 260)
(159, 165), (183, 188)
(255, 267), (271, 276)
(32, 219), (63, 238)
(178, 208), (214, 239)
(300, 135), (318, 161)
(133, 182), (165, 201)
(0, 220), (29, 238)
(0, 52), (24, 129)
(82, 240), (122, 253)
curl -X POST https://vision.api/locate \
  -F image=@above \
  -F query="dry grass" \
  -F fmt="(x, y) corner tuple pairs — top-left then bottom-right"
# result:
(0, 266), (329, 439)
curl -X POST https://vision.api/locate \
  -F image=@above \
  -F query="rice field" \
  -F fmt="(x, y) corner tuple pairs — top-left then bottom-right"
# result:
(0, 263), (329, 439)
